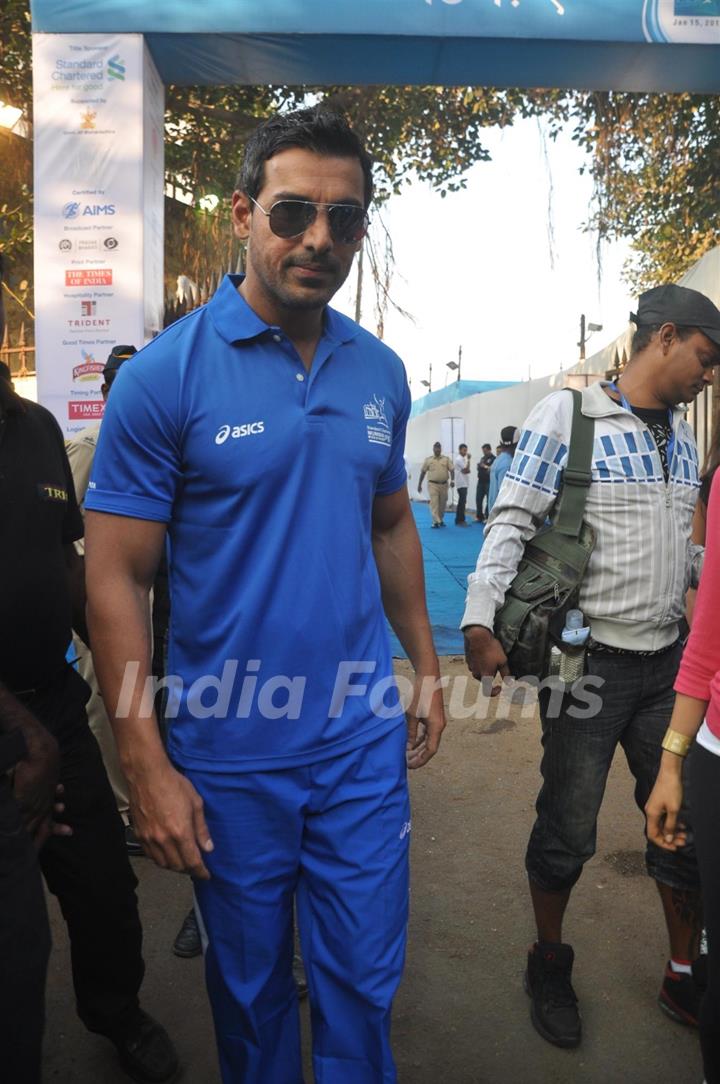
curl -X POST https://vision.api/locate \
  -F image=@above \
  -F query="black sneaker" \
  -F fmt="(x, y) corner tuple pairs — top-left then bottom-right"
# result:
(172, 907), (202, 958)
(524, 941), (581, 1048)
(659, 962), (700, 1026)
(109, 1009), (179, 1083)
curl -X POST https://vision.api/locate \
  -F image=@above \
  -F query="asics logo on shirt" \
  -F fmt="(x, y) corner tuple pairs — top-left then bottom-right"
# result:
(215, 421), (265, 445)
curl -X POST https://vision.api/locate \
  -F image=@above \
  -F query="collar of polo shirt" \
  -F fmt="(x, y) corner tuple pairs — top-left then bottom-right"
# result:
(208, 274), (361, 349)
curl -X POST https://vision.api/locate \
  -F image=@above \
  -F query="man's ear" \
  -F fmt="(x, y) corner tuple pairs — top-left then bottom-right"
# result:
(232, 191), (252, 241)
(659, 321), (677, 353)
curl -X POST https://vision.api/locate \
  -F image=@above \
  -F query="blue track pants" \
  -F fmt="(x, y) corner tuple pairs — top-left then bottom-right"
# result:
(187, 723), (410, 1084)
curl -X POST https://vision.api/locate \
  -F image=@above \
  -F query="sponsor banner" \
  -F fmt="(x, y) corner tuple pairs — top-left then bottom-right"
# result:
(65, 269), (113, 286)
(33, 34), (164, 435)
(29, 0), (720, 46)
(68, 400), (106, 421)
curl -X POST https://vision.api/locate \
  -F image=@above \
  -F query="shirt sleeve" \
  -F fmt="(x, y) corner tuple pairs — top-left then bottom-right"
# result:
(461, 391), (571, 630)
(675, 470), (720, 701)
(375, 374), (411, 497)
(85, 359), (182, 523)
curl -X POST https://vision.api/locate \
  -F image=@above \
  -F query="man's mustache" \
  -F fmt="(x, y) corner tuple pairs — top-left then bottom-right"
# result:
(285, 258), (339, 273)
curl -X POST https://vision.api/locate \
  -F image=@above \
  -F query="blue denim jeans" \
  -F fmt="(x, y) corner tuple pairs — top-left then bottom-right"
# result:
(526, 642), (700, 893)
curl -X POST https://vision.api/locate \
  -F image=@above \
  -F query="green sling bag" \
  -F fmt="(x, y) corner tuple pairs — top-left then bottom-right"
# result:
(493, 389), (596, 680)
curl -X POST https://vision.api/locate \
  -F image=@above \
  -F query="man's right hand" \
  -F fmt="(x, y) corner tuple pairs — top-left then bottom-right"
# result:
(463, 625), (510, 697)
(128, 760), (214, 879)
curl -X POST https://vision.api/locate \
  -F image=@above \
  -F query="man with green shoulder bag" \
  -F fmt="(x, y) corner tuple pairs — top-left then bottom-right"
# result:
(463, 285), (720, 1051)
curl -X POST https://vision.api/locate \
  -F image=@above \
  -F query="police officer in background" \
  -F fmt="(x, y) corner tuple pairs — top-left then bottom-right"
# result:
(0, 283), (177, 1082)
(418, 441), (454, 527)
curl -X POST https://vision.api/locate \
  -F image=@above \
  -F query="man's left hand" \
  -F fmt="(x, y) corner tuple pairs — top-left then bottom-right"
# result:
(405, 672), (446, 770)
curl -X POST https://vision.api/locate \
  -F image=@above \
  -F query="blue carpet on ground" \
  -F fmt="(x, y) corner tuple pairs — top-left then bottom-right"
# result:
(387, 503), (485, 658)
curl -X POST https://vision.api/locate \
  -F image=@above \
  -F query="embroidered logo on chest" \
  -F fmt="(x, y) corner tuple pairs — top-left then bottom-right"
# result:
(215, 422), (265, 445)
(363, 395), (391, 447)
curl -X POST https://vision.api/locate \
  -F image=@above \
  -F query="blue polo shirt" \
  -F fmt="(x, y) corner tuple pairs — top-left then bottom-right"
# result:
(85, 275), (411, 772)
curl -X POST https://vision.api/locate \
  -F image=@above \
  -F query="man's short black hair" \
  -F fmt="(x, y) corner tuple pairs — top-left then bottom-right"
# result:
(236, 108), (374, 209)
(631, 323), (704, 358)
(482, 443), (491, 450)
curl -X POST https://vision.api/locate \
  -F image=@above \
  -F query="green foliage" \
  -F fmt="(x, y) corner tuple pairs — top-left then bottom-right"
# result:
(163, 84), (532, 205)
(0, 0), (32, 117)
(554, 91), (720, 292)
(0, 0), (33, 272)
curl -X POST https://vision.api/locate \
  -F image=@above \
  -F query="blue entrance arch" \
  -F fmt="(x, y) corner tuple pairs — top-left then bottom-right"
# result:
(30, 0), (720, 94)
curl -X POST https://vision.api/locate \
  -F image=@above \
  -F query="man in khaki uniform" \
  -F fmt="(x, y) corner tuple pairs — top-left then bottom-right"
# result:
(66, 345), (137, 850)
(418, 441), (454, 528)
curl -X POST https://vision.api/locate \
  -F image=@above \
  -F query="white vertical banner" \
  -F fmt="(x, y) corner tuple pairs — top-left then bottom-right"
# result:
(440, 416), (464, 508)
(32, 34), (164, 435)
(440, 417), (465, 457)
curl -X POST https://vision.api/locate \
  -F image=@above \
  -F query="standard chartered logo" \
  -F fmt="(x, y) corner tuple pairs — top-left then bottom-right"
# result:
(215, 421), (265, 445)
(107, 55), (126, 81)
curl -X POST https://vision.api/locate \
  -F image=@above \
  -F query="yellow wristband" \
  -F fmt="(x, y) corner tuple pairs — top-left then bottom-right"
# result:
(661, 728), (693, 758)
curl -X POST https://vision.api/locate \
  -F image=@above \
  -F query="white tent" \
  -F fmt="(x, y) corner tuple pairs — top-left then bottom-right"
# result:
(407, 246), (720, 486)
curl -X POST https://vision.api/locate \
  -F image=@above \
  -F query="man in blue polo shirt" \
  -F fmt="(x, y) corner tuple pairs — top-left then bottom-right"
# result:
(85, 108), (445, 1084)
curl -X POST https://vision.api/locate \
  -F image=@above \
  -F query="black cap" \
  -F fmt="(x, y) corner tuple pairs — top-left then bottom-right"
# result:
(104, 344), (136, 379)
(631, 284), (720, 347)
(500, 426), (520, 446)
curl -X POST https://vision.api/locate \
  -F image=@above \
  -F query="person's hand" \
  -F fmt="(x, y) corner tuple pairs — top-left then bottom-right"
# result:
(417, 484), (422, 494)
(645, 769), (687, 851)
(46, 784), (73, 846)
(406, 671), (446, 770)
(13, 723), (61, 848)
(463, 625), (510, 696)
(128, 760), (214, 878)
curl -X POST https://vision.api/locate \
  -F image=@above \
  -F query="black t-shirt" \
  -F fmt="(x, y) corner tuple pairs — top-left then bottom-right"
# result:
(631, 404), (673, 482)
(477, 452), (495, 479)
(0, 390), (84, 690)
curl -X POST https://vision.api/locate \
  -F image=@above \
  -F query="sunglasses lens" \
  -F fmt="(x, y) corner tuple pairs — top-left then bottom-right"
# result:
(328, 205), (368, 243)
(268, 201), (316, 238)
(267, 201), (368, 243)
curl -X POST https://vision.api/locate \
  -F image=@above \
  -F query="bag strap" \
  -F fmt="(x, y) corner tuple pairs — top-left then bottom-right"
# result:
(553, 388), (595, 538)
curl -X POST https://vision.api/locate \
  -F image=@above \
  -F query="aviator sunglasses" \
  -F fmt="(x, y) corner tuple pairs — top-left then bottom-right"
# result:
(249, 196), (369, 245)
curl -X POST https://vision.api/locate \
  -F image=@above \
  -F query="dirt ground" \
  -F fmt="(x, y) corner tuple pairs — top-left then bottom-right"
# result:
(43, 657), (702, 1083)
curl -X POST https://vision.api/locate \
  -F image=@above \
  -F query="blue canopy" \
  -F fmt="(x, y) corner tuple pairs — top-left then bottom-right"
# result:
(410, 380), (517, 420)
(30, 1), (720, 93)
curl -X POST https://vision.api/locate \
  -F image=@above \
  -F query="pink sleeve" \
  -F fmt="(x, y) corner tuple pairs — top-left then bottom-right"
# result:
(675, 470), (720, 701)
